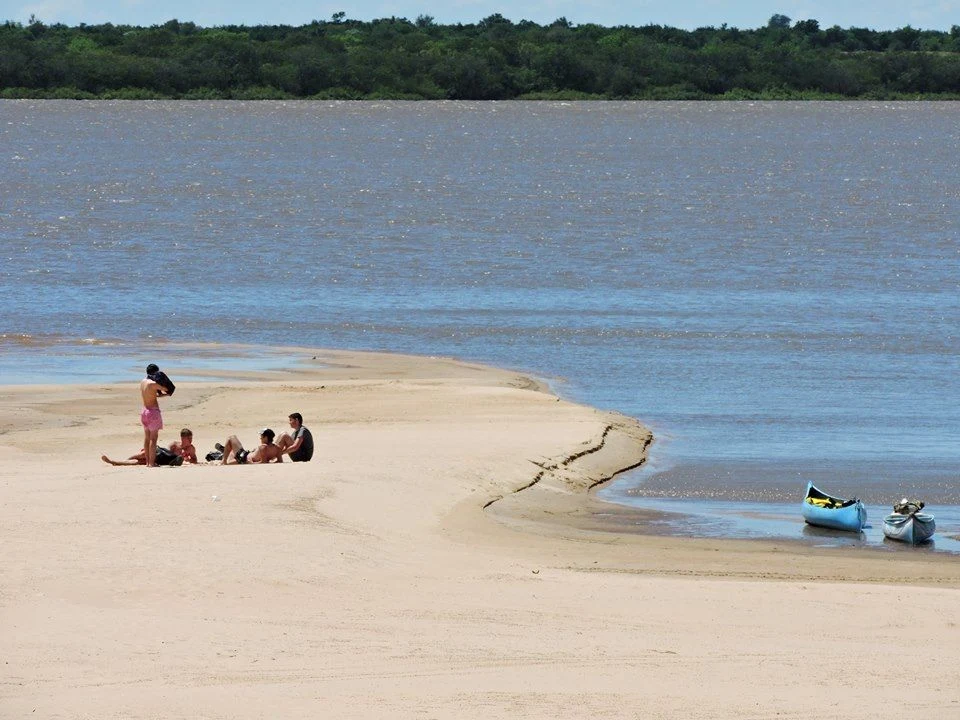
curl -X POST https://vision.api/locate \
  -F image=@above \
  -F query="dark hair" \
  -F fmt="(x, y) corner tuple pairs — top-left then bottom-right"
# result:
(261, 428), (275, 442)
(288, 412), (303, 424)
(146, 363), (159, 375)
(180, 428), (193, 437)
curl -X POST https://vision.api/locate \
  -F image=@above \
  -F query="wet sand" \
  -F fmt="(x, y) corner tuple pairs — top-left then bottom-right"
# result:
(2, 348), (958, 719)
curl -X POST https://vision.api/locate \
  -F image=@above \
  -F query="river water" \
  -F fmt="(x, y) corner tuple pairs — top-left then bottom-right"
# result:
(2, 100), (958, 549)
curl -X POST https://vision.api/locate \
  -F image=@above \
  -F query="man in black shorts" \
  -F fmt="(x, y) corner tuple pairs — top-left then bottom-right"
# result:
(277, 412), (314, 462)
(221, 428), (283, 464)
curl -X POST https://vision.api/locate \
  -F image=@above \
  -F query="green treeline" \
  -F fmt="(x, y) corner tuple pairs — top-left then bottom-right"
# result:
(2, 14), (960, 100)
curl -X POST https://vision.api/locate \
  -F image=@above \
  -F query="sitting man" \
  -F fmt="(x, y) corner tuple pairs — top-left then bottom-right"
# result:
(102, 428), (197, 467)
(276, 412), (314, 462)
(221, 428), (283, 465)
(168, 428), (198, 464)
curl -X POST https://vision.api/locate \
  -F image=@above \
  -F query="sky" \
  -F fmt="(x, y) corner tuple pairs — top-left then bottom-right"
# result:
(4, 0), (958, 32)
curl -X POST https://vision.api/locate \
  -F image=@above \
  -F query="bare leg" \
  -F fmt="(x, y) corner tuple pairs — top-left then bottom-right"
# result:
(275, 433), (294, 453)
(144, 428), (159, 467)
(102, 455), (144, 466)
(222, 435), (243, 465)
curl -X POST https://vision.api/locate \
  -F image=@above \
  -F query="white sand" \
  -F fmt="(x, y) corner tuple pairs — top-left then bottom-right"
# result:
(2, 348), (958, 719)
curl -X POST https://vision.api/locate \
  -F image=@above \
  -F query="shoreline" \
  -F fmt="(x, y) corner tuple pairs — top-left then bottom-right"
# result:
(3, 346), (959, 717)
(2, 343), (958, 577)
(3, 344), (959, 581)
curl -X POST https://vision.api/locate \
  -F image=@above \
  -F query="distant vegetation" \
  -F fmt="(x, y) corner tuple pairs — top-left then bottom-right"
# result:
(2, 13), (959, 99)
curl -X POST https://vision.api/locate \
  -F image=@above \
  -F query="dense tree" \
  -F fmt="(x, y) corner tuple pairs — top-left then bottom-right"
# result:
(0, 15), (958, 99)
(768, 14), (792, 30)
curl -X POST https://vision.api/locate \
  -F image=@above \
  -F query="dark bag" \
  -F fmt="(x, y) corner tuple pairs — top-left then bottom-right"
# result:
(205, 450), (223, 462)
(149, 370), (176, 396)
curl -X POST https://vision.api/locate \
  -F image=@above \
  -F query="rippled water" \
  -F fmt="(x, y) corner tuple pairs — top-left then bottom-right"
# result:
(2, 101), (958, 523)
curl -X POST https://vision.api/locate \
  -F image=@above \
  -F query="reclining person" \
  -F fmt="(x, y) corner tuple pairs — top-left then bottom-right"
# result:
(102, 428), (197, 467)
(221, 428), (283, 465)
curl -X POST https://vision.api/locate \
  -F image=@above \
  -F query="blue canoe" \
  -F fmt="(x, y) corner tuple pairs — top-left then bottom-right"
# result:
(802, 482), (867, 533)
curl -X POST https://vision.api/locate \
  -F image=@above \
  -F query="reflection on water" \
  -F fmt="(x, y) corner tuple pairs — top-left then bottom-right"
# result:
(600, 490), (960, 554)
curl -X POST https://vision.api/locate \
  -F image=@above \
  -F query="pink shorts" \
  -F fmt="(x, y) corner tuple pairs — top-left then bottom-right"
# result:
(140, 406), (163, 432)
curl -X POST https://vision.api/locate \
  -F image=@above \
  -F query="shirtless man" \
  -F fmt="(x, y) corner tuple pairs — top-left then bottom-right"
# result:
(102, 428), (197, 467)
(140, 363), (172, 468)
(220, 428), (284, 465)
(169, 428), (197, 464)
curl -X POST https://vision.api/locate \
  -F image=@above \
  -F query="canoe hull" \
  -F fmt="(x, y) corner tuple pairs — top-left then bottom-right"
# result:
(883, 513), (935, 544)
(802, 483), (867, 533)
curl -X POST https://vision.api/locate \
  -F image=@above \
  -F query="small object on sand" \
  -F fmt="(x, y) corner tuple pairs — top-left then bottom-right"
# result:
(212, 495), (220, 502)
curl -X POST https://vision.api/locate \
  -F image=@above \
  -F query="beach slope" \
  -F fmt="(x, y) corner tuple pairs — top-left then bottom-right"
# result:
(1, 349), (958, 719)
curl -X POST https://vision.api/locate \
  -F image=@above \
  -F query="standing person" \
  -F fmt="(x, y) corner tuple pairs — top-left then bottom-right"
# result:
(140, 363), (173, 468)
(277, 412), (314, 462)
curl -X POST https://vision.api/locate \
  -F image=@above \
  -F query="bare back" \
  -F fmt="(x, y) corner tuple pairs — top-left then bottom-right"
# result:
(140, 378), (160, 408)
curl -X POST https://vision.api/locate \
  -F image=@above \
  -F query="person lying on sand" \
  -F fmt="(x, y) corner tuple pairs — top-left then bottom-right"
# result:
(102, 428), (198, 467)
(219, 428), (283, 465)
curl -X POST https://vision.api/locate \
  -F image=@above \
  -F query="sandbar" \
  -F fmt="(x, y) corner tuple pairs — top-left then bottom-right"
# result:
(1, 347), (958, 718)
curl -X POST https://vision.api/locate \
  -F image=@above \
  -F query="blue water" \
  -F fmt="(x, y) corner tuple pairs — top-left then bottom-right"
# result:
(0, 338), (307, 384)
(599, 493), (960, 553)
(2, 100), (958, 547)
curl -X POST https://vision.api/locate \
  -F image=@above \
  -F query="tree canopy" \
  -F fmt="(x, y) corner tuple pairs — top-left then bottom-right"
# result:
(2, 14), (959, 99)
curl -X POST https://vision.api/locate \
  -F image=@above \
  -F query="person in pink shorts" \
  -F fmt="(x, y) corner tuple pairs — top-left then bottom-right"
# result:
(139, 363), (174, 467)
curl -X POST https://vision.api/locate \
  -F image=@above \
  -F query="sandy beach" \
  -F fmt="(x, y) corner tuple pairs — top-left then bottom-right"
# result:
(2, 348), (958, 719)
